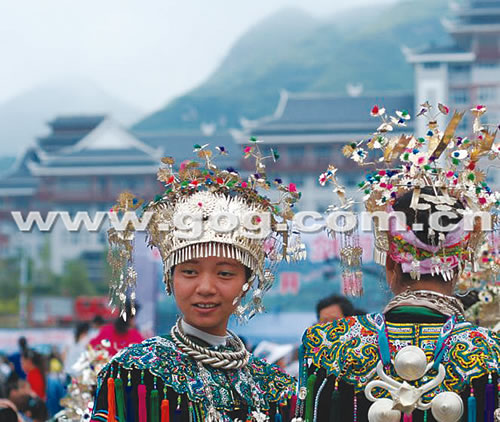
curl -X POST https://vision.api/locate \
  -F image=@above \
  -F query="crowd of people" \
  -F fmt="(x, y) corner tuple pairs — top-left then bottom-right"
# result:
(0, 311), (144, 422)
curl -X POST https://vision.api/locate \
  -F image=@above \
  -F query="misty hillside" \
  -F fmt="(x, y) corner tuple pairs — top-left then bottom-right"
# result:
(0, 78), (143, 155)
(134, 0), (450, 132)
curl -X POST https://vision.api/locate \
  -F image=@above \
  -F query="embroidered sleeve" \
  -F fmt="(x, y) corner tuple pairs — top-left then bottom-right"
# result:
(302, 315), (379, 379)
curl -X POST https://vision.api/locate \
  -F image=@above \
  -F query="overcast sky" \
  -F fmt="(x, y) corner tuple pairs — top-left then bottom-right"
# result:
(0, 0), (395, 112)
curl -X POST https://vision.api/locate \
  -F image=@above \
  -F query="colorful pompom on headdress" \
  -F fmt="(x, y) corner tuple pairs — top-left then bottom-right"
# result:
(107, 139), (306, 321)
(321, 103), (499, 292)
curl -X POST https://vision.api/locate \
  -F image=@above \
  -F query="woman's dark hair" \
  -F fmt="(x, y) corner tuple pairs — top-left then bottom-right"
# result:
(21, 349), (43, 369)
(0, 407), (18, 422)
(18, 337), (27, 352)
(316, 294), (355, 319)
(16, 395), (48, 421)
(392, 187), (465, 284)
(74, 321), (90, 342)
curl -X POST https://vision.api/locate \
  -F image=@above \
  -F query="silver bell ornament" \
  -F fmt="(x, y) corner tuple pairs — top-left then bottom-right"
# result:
(431, 392), (463, 422)
(368, 398), (401, 422)
(394, 345), (428, 381)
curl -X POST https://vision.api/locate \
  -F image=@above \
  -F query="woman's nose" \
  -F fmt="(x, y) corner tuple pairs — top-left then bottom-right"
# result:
(196, 272), (216, 295)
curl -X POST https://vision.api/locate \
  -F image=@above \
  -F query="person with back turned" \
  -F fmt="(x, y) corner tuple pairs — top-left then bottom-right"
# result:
(295, 104), (500, 421)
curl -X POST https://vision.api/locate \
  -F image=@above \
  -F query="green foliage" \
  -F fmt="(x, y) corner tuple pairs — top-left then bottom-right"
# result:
(0, 257), (21, 300)
(134, 0), (449, 132)
(59, 259), (96, 297)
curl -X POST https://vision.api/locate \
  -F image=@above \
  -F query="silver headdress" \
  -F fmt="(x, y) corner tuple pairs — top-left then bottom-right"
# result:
(107, 140), (306, 321)
(321, 103), (499, 289)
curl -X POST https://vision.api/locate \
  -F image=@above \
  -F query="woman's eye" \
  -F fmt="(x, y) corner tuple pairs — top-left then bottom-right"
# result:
(219, 271), (235, 278)
(181, 269), (196, 276)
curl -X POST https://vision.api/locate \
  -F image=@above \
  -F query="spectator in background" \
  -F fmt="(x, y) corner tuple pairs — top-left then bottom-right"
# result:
(20, 350), (45, 401)
(89, 300), (143, 356)
(0, 354), (14, 398)
(5, 376), (48, 421)
(8, 337), (28, 380)
(63, 322), (91, 376)
(13, 394), (47, 422)
(0, 399), (21, 422)
(316, 293), (355, 323)
(46, 347), (66, 418)
(48, 348), (63, 375)
(89, 315), (105, 339)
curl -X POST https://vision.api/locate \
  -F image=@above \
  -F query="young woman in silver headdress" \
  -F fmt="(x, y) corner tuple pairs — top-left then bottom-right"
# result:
(90, 144), (305, 422)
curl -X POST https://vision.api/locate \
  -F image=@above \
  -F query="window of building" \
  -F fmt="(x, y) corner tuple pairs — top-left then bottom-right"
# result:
(478, 86), (497, 102)
(450, 88), (469, 104)
(478, 61), (498, 69)
(291, 174), (304, 187)
(112, 177), (137, 191)
(57, 178), (90, 192)
(449, 64), (470, 73)
(423, 62), (440, 69)
(457, 115), (468, 133)
(288, 145), (305, 164)
(314, 145), (331, 159)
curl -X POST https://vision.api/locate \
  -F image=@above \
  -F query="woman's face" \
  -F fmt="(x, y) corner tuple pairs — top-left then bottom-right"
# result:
(172, 256), (247, 336)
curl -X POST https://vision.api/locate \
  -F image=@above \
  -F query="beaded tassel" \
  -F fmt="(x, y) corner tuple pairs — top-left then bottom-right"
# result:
(423, 410), (428, 422)
(486, 373), (495, 422)
(403, 413), (412, 422)
(294, 345), (307, 420)
(173, 396), (182, 422)
(290, 394), (297, 417)
(353, 393), (357, 422)
(468, 385), (476, 422)
(114, 376), (126, 422)
(329, 380), (341, 422)
(138, 371), (147, 422)
(313, 379), (327, 422)
(497, 380), (500, 422)
(304, 372), (317, 422)
(188, 401), (194, 422)
(126, 371), (135, 422)
(195, 403), (203, 422)
(107, 377), (116, 422)
(160, 385), (170, 422)
(274, 403), (282, 422)
(151, 377), (160, 422)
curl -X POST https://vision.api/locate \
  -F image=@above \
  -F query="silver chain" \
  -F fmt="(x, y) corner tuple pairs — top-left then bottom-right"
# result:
(170, 318), (249, 370)
(384, 289), (465, 317)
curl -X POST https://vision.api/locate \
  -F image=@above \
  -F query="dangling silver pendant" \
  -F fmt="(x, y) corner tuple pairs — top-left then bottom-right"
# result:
(494, 407), (500, 421)
(251, 409), (269, 421)
(206, 406), (222, 422)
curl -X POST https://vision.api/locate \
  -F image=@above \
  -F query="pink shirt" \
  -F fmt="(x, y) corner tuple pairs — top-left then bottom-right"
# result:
(89, 324), (144, 356)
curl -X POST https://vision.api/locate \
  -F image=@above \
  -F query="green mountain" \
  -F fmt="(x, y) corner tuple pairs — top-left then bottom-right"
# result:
(134, 0), (450, 132)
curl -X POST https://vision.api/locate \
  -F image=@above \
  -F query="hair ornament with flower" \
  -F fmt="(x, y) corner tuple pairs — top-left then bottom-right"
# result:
(322, 102), (499, 288)
(107, 139), (305, 320)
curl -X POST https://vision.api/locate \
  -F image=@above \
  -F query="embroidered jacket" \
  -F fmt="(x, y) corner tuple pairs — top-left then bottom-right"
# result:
(300, 311), (500, 422)
(91, 335), (295, 421)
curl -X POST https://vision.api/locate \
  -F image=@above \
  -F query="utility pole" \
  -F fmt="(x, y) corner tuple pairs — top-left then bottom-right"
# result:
(19, 247), (28, 328)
